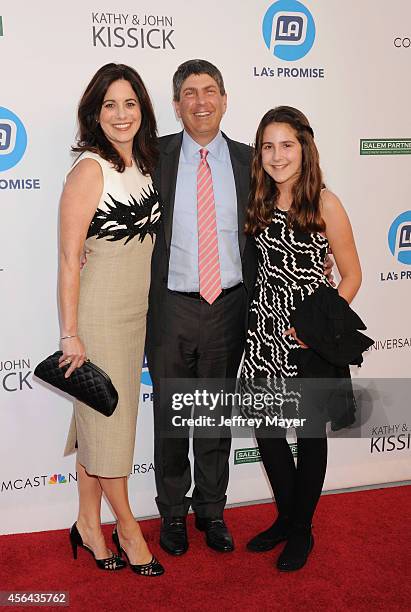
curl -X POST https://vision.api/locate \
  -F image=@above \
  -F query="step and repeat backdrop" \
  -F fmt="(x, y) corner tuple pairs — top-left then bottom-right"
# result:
(1, 1), (410, 534)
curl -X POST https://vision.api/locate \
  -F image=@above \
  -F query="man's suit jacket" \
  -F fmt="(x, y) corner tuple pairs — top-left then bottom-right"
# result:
(146, 131), (257, 349)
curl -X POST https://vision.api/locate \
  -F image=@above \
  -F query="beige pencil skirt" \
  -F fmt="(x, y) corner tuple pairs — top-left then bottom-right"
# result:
(64, 234), (153, 477)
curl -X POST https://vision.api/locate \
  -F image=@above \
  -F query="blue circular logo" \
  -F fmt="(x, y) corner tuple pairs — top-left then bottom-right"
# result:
(262, 0), (316, 61)
(141, 369), (153, 386)
(0, 107), (27, 171)
(388, 211), (411, 265)
(141, 355), (153, 386)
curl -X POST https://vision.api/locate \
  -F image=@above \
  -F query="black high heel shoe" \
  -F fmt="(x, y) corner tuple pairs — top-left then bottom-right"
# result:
(69, 522), (126, 571)
(112, 528), (165, 576)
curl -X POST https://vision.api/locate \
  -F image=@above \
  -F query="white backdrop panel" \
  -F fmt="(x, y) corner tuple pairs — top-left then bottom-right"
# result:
(0, 0), (410, 534)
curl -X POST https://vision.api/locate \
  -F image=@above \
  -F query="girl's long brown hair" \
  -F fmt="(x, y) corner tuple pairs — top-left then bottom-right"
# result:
(72, 63), (158, 175)
(245, 106), (325, 235)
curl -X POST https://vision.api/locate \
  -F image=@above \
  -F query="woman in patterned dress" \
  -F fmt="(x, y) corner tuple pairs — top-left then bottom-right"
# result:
(242, 107), (362, 571)
(59, 64), (163, 575)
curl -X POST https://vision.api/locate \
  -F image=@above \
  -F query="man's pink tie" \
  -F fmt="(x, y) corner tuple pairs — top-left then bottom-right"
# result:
(197, 148), (222, 304)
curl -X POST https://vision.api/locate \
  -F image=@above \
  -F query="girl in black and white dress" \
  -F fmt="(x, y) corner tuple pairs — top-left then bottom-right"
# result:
(242, 107), (362, 571)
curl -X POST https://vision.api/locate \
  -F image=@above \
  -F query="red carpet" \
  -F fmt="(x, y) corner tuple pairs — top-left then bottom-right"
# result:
(1, 486), (410, 611)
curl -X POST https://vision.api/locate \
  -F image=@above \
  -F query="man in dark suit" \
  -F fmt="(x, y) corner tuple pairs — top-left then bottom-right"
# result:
(146, 59), (257, 555)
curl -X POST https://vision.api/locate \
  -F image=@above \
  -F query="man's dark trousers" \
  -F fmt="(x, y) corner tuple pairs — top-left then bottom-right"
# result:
(148, 285), (247, 518)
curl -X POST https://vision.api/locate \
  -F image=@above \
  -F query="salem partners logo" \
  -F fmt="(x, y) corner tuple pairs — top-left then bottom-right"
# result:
(235, 444), (297, 464)
(360, 139), (411, 155)
(234, 447), (261, 464)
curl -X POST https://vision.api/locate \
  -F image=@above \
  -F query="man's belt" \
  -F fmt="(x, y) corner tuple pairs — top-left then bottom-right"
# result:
(168, 282), (243, 301)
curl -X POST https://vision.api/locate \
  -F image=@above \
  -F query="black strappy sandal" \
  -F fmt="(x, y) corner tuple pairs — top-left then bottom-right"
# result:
(112, 527), (165, 576)
(69, 522), (126, 571)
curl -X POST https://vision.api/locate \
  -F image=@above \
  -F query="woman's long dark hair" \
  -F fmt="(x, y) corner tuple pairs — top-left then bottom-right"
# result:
(72, 63), (158, 174)
(245, 106), (325, 235)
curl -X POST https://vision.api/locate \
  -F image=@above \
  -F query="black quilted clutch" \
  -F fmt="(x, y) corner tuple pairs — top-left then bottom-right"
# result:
(34, 351), (118, 416)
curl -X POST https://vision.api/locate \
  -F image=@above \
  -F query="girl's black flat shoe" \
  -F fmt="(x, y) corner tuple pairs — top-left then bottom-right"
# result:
(112, 528), (165, 576)
(276, 524), (314, 571)
(247, 515), (290, 552)
(69, 522), (126, 571)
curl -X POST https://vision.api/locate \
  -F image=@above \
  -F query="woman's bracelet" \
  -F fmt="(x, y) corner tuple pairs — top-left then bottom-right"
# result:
(60, 334), (77, 340)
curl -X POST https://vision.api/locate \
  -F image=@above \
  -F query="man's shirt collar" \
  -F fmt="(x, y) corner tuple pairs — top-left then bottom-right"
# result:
(182, 130), (225, 162)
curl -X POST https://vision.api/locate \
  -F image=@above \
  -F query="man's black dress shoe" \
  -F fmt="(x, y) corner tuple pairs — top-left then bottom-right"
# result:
(195, 517), (234, 552)
(276, 524), (314, 571)
(160, 517), (188, 556)
(247, 516), (290, 552)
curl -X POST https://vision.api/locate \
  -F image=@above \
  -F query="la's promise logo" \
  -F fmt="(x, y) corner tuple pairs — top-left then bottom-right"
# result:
(388, 211), (411, 266)
(255, 1), (323, 79)
(0, 107), (27, 171)
(379, 211), (411, 282)
(262, 0), (315, 61)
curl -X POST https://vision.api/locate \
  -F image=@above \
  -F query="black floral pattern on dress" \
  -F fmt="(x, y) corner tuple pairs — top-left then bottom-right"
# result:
(87, 184), (161, 244)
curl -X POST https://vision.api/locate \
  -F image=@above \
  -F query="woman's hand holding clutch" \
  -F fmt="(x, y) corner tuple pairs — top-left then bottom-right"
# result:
(59, 337), (87, 378)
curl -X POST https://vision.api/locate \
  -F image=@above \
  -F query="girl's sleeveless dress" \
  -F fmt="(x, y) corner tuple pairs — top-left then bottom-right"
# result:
(241, 208), (329, 419)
